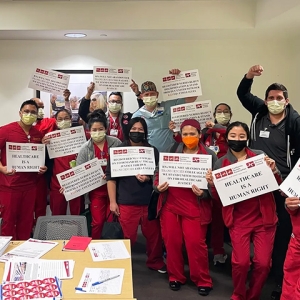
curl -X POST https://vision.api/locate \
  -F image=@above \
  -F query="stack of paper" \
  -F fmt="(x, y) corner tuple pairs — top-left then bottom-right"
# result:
(0, 236), (12, 256)
(62, 236), (92, 252)
(1, 276), (63, 299)
(3, 259), (75, 281)
(88, 241), (130, 262)
(0, 239), (58, 262)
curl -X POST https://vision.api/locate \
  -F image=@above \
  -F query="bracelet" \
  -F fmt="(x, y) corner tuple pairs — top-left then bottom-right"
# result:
(135, 92), (141, 97)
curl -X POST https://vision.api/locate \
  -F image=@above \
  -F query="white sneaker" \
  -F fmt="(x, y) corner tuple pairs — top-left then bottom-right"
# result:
(213, 254), (228, 265)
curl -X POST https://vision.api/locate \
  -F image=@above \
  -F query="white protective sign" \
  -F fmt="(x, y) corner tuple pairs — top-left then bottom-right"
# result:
(109, 147), (156, 177)
(159, 153), (212, 189)
(57, 158), (106, 201)
(93, 66), (132, 92)
(170, 100), (213, 132)
(161, 69), (202, 101)
(280, 158), (300, 197)
(212, 154), (279, 206)
(6, 143), (45, 172)
(45, 126), (87, 159)
(28, 67), (70, 95)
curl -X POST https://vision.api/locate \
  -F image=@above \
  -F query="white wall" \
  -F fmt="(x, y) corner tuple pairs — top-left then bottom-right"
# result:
(0, 39), (296, 126)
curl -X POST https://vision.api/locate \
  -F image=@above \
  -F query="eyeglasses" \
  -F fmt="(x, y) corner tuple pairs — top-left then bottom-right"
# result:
(109, 100), (122, 104)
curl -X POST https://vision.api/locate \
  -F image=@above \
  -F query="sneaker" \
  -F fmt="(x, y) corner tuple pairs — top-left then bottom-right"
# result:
(149, 265), (167, 274)
(198, 286), (212, 296)
(213, 254), (227, 266)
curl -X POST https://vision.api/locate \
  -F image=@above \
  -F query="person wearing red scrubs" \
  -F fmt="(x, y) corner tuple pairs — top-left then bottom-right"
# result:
(281, 196), (300, 300)
(0, 100), (47, 239)
(76, 109), (121, 239)
(45, 109), (83, 215)
(206, 121), (281, 300)
(32, 90), (71, 222)
(154, 119), (217, 296)
(106, 117), (166, 273)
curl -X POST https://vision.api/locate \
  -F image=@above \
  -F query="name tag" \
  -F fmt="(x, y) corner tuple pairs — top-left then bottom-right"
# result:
(157, 107), (164, 115)
(110, 129), (118, 137)
(259, 130), (270, 138)
(209, 146), (219, 154)
(98, 159), (107, 166)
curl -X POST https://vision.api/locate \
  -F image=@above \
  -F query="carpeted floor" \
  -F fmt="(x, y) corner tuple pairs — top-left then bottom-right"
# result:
(131, 231), (275, 300)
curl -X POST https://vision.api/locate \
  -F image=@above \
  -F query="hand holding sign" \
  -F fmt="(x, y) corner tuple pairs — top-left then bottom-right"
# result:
(285, 197), (300, 211)
(157, 182), (169, 192)
(205, 169), (214, 186)
(192, 185), (204, 197)
(0, 166), (16, 176)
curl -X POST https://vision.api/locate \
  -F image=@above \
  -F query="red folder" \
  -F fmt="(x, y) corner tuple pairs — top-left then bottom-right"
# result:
(62, 236), (92, 252)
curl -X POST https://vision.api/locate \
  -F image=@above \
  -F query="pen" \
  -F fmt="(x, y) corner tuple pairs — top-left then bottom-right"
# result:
(92, 275), (120, 286)
(75, 287), (86, 292)
(62, 241), (65, 251)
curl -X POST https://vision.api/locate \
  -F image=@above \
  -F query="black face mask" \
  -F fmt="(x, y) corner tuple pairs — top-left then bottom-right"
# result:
(227, 140), (247, 152)
(129, 132), (145, 143)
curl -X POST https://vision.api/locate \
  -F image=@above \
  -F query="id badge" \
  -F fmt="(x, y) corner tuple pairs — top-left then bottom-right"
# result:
(259, 130), (270, 138)
(110, 129), (118, 137)
(98, 159), (107, 166)
(157, 107), (164, 115)
(209, 146), (219, 154)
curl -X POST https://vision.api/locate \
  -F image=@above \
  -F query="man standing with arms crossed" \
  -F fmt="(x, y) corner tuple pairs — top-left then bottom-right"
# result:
(237, 65), (300, 300)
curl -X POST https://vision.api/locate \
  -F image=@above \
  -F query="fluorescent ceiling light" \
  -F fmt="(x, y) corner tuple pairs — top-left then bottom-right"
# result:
(64, 33), (86, 38)
(100, 34), (108, 37)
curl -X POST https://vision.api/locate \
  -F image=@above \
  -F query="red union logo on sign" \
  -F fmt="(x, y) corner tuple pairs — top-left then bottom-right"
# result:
(180, 107), (185, 111)
(113, 150), (118, 155)
(13, 145), (17, 150)
(163, 156), (168, 161)
(139, 149), (145, 153)
(58, 74), (63, 79)
(9, 145), (12, 150)
(246, 161), (255, 168)
(118, 69), (123, 73)
(36, 68), (40, 73)
(174, 156), (179, 161)
(71, 130), (76, 134)
(122, 149), (127, 154)
(173, 108), (176, 112)
(70, 171), (75, 176)
(32, 146), (37, 151)
(193, 157), (200, 163)
(96, 68), (100, 72)
(226, 169), (233, 175)
(215, 173), (221, 179)
(100, 68), (105, 72)
(65, 173), (70, 178)
(221, 171), (227, 177)
(185, 73), (191, 77)
(196, 104), (202, 109)
(40, 69), (45, 74)
(117, 150), (122, 154)
(61, 175), (65, 180)
(85, 164), (91, 170)
(169, 156), (174, 161)
(17, 146), (21, 150)
(105, 68), (108, 72)
(171, 76), (175, 80)
(163, 77), (167, 82)
(45, 71), (49, 75)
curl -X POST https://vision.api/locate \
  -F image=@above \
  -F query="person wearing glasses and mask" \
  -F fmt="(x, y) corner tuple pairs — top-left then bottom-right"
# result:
(237, 65), (300, 300)
(31, 89), (72, 224)
(0, 100), (47, 239)
(43, 109), (83, 216)
(78, 83), (143, 141)
(76, 109), (121, 239)
(130, 69), (197, 152)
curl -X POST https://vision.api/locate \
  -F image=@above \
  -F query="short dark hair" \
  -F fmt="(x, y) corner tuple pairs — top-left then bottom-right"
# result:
(108, 92), (122, 100)
(88, 109), (107, 130)
(20, 100), (38, 111)
(214, 103), (231, 114)
(225, 121), (250, 140)
(55, 109), (72, 119)
(125, 117), (148, 142)
(265, 83), (288, 100)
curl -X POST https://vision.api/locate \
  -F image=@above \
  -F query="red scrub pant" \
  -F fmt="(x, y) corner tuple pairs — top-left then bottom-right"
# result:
(118, 204), (165, 270)
(211, 199), (225, 255)
(0, 189), (36, 240)
(49, 190), (82, 216)
(296, 278), (300, 299)
(160, 208), (212, 287)
(229, 225), (276, 300)
(34, 175), (48, 222)
(90, 194), (109, 239)
(281, 235), (300, 300)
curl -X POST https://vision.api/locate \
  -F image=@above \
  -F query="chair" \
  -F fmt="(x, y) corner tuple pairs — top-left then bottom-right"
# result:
(33, 215), (89, 240)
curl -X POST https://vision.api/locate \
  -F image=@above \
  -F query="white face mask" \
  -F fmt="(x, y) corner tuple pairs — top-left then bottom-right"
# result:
(215, 112), (231, 125)
(57, 120), (72, 130)
(108, 103), (122, 113)
(91, 131), (106, 142)
(37, 108), (44, 119)
(143, 96), (157, 107)
(267, 100), (286, 115)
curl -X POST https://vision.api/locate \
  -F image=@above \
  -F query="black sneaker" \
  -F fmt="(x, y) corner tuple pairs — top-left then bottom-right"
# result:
(149, 265), (167, 274)
(271, 285), (282, 300)
(198, 286), (212, 296)
(169, 281), (181, 291)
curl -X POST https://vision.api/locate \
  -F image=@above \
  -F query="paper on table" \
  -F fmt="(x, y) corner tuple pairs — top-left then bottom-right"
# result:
(3, 259), (75, 281)
(0, 237), (12, 257)
(88, 241), (130, 262)
(0, 239), (58, 262)
(76, 268), (124, 294)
